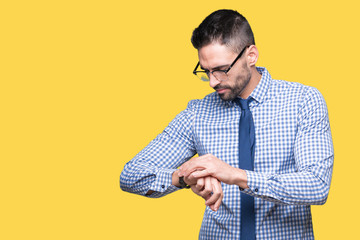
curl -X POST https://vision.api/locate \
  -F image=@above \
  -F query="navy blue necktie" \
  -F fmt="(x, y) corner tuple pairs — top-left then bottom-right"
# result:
(236, 98), (256, 240)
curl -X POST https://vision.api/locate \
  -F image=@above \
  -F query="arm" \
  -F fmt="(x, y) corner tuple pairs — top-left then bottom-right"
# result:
(141, 163), (223, 211)
(120, 101), (197, 198)
(179, 87), (334, 205)
(243, 87), (334, 205)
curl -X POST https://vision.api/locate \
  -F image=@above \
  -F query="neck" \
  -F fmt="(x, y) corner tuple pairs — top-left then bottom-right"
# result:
(239, 66), (261, 99)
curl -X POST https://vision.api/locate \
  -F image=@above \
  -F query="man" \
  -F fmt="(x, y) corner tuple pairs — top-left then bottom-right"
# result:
(120, 9), (334, 239)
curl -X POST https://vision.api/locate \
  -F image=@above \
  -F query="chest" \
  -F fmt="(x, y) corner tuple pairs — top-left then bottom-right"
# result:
(192, 100), (298, 173)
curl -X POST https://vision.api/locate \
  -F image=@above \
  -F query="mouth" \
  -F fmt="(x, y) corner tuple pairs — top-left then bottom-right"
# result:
(215, 88), (229, 94)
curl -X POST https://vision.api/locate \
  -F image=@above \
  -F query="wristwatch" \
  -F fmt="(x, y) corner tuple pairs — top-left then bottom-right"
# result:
(179, 176), (190, 189)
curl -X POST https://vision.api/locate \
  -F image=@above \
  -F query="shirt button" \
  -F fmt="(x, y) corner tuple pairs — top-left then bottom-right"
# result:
(254, 188), (258, 192)
(161, 185), (165, 188)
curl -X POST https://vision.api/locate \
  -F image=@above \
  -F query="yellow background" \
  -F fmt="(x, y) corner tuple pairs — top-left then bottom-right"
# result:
(1, 0), (359, 239)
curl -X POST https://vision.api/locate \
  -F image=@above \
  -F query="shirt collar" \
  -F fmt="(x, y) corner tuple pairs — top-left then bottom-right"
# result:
(249, 67), (271, 104)
(218, 66), (272, 107)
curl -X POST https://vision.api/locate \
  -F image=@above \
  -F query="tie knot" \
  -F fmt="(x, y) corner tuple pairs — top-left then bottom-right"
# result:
(236, 98), (251, 110)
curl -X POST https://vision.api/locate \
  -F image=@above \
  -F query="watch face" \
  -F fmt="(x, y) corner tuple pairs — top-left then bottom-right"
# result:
(179, 176), (185, 188)
(179, 176), (190, 188)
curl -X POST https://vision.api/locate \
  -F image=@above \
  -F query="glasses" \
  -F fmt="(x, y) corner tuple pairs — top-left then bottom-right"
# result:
(193, 45), (249, 82)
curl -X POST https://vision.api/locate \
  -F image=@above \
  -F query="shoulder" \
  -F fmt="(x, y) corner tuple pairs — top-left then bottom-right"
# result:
(271, 79), (308, 96)
(269, 79), (324, 104)
(268, 79), (328, 121)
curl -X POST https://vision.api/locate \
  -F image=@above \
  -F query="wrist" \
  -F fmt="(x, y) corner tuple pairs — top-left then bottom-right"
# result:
(179, 176), (191, 189)
(172, 170), (181, 187)
(172, 170), (191, 189)
(233, 168), (249, 189)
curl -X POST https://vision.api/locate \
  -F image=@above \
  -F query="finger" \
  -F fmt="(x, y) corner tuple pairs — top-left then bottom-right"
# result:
(200, 177), (212, 200)
(178, 157), (199, 176)
(183, 167), (204, 178)
(205, 178), (222, 207)
(205, 190), (220, 207)
(190, 185), (201, 196)
(185, 173), (198, 186)
(179, 159), (207, 177)
(178, 164), (192, 177)
(196, 177), (205, 191)
(192, 169), (210, 178)
(178, 163), (188, 177)
(212, 179), (223, 211)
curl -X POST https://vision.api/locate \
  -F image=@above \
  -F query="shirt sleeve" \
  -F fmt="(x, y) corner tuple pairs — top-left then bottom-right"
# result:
(120, 100), (198, 198)
(241, 87), (334, 205)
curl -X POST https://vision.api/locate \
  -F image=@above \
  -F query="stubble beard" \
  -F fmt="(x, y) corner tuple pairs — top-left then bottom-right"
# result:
(216, 65), (252, 101)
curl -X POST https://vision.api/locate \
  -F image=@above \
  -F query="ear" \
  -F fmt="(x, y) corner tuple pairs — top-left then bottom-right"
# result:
(246, 45), (259, 67)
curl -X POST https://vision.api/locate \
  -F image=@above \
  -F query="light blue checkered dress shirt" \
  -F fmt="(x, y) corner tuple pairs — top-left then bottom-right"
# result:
(120, 67), (334, 239)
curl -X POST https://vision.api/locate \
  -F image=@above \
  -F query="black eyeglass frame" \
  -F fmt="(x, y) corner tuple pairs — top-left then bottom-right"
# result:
(192, 45), (250, 81)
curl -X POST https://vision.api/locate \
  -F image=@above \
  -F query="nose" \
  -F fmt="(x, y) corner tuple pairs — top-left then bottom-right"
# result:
(209, 74), (221, 88)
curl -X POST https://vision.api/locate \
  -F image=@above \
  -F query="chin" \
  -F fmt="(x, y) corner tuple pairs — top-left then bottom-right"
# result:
(219, 93), (236, 102)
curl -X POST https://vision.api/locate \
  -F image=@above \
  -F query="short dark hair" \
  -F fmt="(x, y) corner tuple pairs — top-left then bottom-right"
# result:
(191, 9), (255, 53)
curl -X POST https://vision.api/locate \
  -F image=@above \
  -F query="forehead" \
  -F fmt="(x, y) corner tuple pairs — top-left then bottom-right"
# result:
(198, 43), (238, 70)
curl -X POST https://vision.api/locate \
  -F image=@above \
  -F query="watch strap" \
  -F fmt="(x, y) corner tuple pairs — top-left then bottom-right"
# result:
(179, 176), (190, 189)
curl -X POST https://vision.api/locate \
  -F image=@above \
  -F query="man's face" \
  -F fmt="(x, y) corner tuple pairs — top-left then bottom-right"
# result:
(198, 43), (251, 101)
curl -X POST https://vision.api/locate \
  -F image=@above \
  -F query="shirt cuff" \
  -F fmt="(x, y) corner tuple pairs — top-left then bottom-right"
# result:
(240, 170), (269, 197)
(148, 168), (178, 193)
